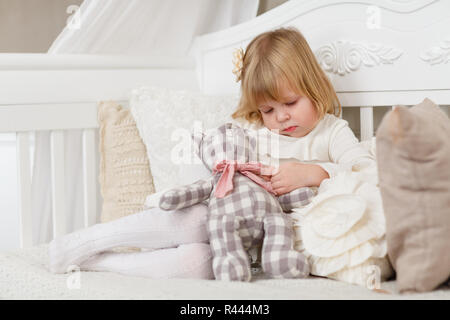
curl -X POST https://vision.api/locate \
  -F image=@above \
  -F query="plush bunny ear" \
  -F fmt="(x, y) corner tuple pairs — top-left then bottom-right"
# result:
(191, 130), (205, 160)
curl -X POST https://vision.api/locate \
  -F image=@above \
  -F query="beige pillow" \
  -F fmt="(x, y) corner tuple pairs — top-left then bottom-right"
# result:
(376, 98), (450, 293)
(98, 101), (156, 223)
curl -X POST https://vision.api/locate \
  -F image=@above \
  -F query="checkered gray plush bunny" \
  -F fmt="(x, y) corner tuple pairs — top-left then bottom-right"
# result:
(157, 123), (314, 281)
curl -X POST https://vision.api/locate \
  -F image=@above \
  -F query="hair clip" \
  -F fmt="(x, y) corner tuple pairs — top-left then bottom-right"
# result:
(232, 47), (244, 82)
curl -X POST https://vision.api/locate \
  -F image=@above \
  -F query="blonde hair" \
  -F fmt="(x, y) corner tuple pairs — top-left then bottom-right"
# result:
(231, 27), (341, 125)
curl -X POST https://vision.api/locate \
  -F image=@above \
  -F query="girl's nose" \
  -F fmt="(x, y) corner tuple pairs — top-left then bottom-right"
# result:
(276, 109), (290, 122)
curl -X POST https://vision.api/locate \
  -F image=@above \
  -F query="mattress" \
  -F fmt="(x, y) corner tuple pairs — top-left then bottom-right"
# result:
(1, 244), (449, 300)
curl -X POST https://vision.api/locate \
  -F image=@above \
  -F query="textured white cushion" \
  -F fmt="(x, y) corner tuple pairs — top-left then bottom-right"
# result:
(6, 244), (450, 299)
(130, 86), (258, 192)
(291, 159), (393, 287)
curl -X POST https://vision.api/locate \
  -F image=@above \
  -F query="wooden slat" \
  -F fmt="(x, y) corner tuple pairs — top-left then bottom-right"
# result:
(0, 69), (199, 106)
(50, 130), (66, 238)
(0, 103), (100, 133)
(82, 129), (97, 227)
(360, 106), (374, 141)
(16, 132), (33, 248)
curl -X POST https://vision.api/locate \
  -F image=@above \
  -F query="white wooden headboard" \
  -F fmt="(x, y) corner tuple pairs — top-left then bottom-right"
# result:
(191, 0), (450, 139)
(1, 0), (449, 249)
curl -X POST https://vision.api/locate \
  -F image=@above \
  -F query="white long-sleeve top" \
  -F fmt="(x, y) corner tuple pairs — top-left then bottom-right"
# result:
(256, 113), (376, 180)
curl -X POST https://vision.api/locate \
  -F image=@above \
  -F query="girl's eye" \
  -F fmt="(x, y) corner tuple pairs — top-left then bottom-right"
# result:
(262, 109), (273, 114)
(286, 100), (297, 106)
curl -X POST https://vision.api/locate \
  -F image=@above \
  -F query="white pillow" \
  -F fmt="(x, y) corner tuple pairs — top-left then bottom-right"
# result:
(129, 86), (258, 192)
(178, 153), (211, 186)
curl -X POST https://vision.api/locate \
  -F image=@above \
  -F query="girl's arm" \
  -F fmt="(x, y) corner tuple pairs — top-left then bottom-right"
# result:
(270, 162), (329, 195)
(317, 119), (376, 179)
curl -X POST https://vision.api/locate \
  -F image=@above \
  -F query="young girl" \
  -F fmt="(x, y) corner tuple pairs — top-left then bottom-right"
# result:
(232, 27), (391, 285)
(49, 27), (390, 284)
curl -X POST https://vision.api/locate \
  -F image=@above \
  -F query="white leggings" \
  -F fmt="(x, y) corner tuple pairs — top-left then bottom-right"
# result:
(48, 203), (214, 280)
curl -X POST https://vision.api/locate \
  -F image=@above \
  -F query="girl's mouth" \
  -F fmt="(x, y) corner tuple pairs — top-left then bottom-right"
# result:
(283, 126), (297, 132)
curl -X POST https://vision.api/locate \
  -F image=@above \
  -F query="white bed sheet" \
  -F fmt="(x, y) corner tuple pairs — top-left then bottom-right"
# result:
(1, 244), (450, 300)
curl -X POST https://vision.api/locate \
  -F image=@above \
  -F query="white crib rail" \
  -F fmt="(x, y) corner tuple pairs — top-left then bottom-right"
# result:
(360, 107), (374, 141)
(3, 103), (100, 247)
(50, 130), (67, 239)
(83, 129), (97, 229)
(16, 132), (33, 248)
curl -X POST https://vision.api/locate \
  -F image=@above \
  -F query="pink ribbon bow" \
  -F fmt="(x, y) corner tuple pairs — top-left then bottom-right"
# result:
(212, 160), (277, 198)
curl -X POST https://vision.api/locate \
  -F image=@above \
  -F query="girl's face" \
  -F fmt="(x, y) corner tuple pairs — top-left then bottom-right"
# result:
(257, 84), (319, 138)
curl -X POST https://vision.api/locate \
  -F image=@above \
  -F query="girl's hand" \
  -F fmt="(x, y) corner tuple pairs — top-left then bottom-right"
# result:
(270, 162), (329, 195)
(259, 164), (277, 182)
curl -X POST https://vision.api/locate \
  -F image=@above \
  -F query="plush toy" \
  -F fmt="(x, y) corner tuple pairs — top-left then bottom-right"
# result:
(157, 123), (315, 281)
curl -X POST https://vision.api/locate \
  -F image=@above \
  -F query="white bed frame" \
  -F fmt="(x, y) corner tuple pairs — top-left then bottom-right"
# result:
(1, 0), (449, 249)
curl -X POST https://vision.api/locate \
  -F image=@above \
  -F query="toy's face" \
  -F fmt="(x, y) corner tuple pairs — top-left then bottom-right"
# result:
(192, 123), (258, 171)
